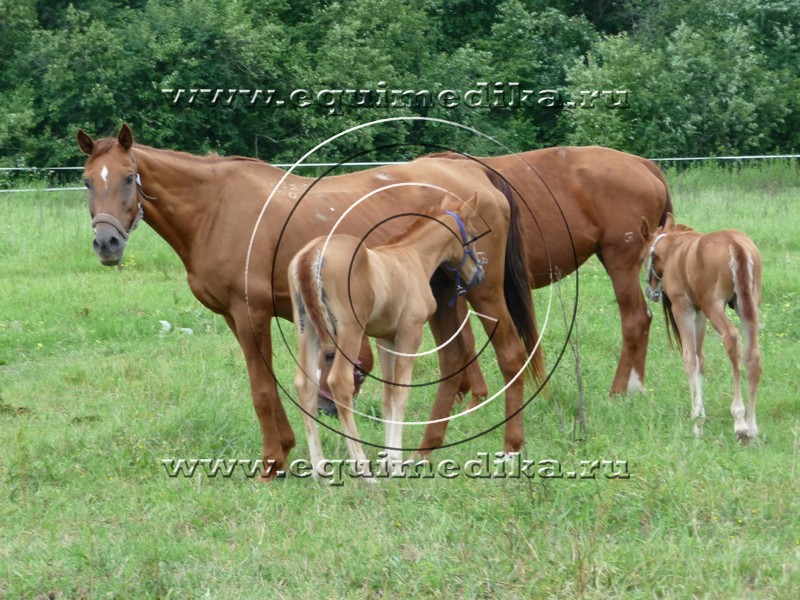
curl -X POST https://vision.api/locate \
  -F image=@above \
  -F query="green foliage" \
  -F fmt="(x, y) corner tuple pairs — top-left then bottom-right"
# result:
(563, 23), (791, 157)
(0, 0), (798, 166)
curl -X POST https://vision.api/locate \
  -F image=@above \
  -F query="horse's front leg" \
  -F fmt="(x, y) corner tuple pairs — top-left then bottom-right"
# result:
(376, 341), (397, 474)
(381, 324), (424, 475)
(226, 309), (295, 480)
(415, 274), (473, 454)
(672, 302), (704, 437)
(454, 298), (489, 409)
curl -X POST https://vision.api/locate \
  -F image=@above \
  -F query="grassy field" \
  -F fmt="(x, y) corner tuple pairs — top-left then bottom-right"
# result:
(1, 162), (799, 598)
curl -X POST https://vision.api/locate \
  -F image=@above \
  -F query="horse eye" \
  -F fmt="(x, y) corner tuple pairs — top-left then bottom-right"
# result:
(325, 351), (335, 363)
(83, 179), (91, 189)
(125, 174), (135, 185)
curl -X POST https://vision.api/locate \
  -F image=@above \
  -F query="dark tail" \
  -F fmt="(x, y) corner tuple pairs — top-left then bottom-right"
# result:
(485, 170), (545, 383)
(661, 292), (682, 350)
(643, 158), (674, 228)
(646, 159), (679, 348)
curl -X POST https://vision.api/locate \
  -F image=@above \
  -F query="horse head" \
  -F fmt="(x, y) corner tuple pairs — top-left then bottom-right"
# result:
(441, 192), (486, 297)
(640, 213), (677, 302)
(77, 124), (144, 266)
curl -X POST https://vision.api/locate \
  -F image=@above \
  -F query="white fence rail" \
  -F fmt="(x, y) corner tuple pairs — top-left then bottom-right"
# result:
(2, 155), (798, 194)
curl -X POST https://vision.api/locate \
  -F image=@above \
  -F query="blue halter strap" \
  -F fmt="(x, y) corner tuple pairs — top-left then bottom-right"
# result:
(442, 210), (483, 306)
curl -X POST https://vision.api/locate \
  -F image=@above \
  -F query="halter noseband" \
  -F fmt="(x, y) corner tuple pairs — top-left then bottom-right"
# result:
(644, 233), (667, 302)
(91, 152), (154, 239)
(442, 210), (484, 306)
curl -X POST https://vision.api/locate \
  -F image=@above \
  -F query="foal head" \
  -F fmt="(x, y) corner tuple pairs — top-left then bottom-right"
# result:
(640, 213), (678, 302)
(437, 192), (486, 297)
(77, 124), (144, 266)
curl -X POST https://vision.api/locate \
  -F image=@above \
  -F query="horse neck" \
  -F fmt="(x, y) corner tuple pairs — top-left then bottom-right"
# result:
(383, 217), (464, 280)
(132, 144), (278, 267)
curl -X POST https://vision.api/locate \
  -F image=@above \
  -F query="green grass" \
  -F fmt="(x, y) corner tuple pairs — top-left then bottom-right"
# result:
(2, 163), (799, 598)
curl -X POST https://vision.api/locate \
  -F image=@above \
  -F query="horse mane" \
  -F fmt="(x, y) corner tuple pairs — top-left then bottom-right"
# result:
(88, 136), (266, 166)
(134, 143), (265, 165)
(379, 205), (450, 247)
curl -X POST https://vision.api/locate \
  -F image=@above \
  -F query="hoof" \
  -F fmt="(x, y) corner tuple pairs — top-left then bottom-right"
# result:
(735, 429), (752, 444)
(258, 469), (286, 482)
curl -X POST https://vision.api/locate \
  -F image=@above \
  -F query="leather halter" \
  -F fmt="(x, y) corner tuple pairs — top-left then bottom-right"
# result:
(644, 233), (668, 302)
(91, 152), (155, 239)
(442, 210), (484, 306)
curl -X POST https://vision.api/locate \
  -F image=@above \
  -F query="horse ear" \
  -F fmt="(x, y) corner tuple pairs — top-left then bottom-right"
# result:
(640, 216), (651, 241)
(664, 212), (675, 231)
(77, 129), (95, 155)
(439, 192), (459, 212)
(117, 123), (134, 151)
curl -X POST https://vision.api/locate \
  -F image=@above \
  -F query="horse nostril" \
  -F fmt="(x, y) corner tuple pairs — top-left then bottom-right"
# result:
(93, 239), (100, 252)
(107, 236), (121, 252)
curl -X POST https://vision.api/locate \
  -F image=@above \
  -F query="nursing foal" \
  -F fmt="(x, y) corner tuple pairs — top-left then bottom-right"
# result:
(290, 193), (485, 478)
(642, 214), (762, 441)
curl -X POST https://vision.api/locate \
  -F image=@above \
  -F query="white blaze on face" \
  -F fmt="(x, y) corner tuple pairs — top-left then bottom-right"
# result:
(100, 165), (109, 189)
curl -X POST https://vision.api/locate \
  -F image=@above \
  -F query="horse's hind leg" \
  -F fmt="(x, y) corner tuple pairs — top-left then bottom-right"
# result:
(735, 304), (762, 438)
(706, 304), (748, 441)
(294, 331), (326, 480)
(691, 311), (708, 436)
(328, 332), (374, 480)
(600, 251), (652, 395)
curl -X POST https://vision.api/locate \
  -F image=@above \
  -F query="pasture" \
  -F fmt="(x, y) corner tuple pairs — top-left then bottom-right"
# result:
(1, 162), (798, 598)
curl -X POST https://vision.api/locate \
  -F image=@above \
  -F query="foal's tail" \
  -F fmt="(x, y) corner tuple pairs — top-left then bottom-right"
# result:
(730, 240), (762, 338)
(485, 170), (545, 384)
(293, 245), (336, 349)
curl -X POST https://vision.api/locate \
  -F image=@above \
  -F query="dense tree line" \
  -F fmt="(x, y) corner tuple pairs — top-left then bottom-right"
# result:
(0, 0), (798, 168)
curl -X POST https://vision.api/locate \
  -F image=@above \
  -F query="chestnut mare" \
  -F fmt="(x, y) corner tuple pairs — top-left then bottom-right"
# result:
(77, 125), (537, 478)
(291, 192), (486, 479)
(641, 215), (762, 441)
(429, 149), (673, 398)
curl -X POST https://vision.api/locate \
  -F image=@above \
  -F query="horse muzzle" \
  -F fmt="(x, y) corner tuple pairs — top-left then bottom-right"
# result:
(463, 264), (485, 293)
(645, 282), (662, 303)
(93, 221), (127, 266)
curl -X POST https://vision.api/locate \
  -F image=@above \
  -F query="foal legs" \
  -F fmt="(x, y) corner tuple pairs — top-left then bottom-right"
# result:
(327, 332), (375, 479)
(379, 325), (424, 474)
(737, 306), (762, 437)
(673, 301), (706, 437)
(705, 304), (750, 441)
(294, 332), (326, 479)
